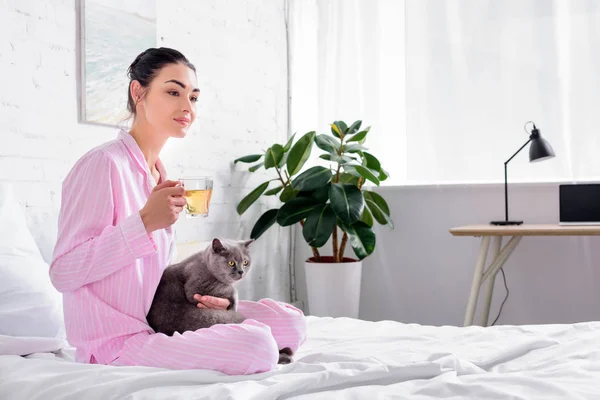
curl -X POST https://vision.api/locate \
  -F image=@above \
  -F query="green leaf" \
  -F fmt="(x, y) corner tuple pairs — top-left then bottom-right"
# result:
(320, 154), (356, 164)
(330, 123), (341, 139)
(354, 165), (380, 186)
(340, 155), (358, 164)
(283, 133), (296, 152)
(264, 144), (284, 169)
(315, 134), (341, 154)
(329, 183), (364, 224)
(302, 204), (336, 247)
(340, 221), (376, 260)
(344, 143), (368, 154)
(278, 151), (289, 168)
(298, 182), (330, 204)
(334, 121), (348, 135)
(342, 165), (362, 178)
(361, 207), (374, 227)
(362, 152), (381, 172)
(379, 168), (390, 181)
(250, 209), (279, 239)
(363, 190), (390, 215)
(291, 166), (332, 192)
(248, 162), (264, 172)
(234, 154), (263, 164)
(339, 172), (360, 186)
(331, 121), (348, 139)
(276, 198), (320, 226)
(264, 185), (284, 196)
(312, 183), (331, 203)
(346, 127), (369, 143)
(286, 131), (316, 176)
(236, 181), (270, 215)
(363, 190), (394, 228)
(279, 185), (299, 202)
(346, 120), (362, 136)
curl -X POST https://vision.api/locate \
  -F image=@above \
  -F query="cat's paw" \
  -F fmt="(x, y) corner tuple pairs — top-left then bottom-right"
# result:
(277, 347), (294, 365)
(278, 353), (293, 365)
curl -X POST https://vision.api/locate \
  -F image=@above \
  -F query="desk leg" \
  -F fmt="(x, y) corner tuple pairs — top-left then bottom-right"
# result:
(463, 236), (522, 327)
(463, 236), (490, 327)
(481, 236), (502, 327)
(481, 236), (522, 285)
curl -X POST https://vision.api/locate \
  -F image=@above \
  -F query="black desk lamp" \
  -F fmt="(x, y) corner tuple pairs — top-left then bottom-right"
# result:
(490, 121), (555, 226)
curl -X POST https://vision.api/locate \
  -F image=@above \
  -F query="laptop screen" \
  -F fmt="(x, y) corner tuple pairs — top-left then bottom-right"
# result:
(559, 184), (600, 223)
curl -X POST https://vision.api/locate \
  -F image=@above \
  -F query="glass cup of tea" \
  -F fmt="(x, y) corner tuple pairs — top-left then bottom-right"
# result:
(179, 177), (213, 218)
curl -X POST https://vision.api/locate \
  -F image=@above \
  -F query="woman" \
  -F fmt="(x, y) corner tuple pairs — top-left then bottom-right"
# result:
(50, 47), (307, 375)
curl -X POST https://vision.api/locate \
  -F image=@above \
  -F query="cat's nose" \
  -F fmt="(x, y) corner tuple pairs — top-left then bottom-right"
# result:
(237, 270), (244, 276)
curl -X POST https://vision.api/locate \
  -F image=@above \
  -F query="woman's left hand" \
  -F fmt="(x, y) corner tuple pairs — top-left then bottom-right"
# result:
(193, 294), (230, 310)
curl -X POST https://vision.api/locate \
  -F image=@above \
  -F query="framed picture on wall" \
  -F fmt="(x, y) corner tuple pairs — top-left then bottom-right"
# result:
(76, 0), (156, 127)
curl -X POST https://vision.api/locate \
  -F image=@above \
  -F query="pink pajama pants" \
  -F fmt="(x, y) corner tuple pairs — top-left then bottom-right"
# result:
(110, 299), (307, 375)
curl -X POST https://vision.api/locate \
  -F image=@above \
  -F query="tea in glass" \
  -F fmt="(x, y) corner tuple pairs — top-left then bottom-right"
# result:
(180, 177), (213, 217)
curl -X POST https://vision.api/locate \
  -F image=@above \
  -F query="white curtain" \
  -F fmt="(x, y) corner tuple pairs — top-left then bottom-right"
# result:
(287, 0), (407, 180)
(287, 0), (600, 185)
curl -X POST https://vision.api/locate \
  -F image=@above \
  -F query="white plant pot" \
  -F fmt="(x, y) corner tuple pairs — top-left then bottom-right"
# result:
(304, 257), (362, 318)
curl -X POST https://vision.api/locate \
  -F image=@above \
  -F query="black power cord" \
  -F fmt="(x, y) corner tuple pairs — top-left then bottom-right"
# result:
(491, 267), (509, 326)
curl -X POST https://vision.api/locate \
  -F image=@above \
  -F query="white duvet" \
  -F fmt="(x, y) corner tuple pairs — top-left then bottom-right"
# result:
(1, 316), (600, 399)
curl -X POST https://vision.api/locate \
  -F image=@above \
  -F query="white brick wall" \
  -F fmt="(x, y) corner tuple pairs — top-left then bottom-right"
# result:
(0, 0), (291, 301)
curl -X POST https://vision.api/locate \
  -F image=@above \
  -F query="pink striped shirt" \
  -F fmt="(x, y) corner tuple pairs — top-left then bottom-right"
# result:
(50, 130), (175, 364)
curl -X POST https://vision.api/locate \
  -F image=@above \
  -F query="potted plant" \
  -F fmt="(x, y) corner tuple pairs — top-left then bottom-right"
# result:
(233, 120), (394, 318)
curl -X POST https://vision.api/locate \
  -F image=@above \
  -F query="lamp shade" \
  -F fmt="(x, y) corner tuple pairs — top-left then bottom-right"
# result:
(528, 126), (555, 162)
(491, 121), (556, 226)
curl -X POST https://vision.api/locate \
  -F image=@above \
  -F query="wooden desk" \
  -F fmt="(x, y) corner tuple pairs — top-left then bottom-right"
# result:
(449, 224), (600, 327)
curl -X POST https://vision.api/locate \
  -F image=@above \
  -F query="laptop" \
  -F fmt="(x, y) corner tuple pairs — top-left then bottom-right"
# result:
(559, 183), (600, 225)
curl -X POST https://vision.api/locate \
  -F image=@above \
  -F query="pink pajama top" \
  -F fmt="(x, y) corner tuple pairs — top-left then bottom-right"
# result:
(50, 130), (175, 364)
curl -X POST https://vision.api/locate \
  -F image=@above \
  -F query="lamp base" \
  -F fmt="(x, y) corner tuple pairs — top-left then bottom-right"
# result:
(490, 220), (523, 226)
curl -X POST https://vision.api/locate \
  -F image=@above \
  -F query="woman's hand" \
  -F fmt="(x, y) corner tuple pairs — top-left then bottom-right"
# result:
(193, 294), (230, 310)
(140, 180), (187, 233)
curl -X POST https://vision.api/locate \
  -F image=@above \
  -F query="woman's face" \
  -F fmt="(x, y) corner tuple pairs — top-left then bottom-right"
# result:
(135, 62), (199, 139)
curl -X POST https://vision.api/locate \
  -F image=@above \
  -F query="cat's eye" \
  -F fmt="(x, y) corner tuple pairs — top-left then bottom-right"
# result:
(228, 261), (235, 267)
(242, 260), (249, 266)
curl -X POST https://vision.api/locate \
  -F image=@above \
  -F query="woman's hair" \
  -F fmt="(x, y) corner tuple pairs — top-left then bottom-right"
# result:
(126, 47), (196, 116)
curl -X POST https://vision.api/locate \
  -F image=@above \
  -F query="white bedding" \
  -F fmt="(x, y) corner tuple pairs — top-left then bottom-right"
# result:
(0, 335), (67, 356)
(1, 316), (600, 399)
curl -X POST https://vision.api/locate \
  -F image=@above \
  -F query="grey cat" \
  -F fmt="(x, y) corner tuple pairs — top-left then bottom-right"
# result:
(146, 238), (293, 365)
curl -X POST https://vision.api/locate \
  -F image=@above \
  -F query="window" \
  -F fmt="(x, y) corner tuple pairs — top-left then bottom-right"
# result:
(288, 0), (600, 185)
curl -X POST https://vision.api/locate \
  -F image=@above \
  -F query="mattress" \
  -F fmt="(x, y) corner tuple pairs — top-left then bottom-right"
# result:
(1, 316), (599, 399)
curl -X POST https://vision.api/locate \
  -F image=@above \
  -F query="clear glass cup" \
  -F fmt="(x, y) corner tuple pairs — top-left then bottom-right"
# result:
(180, 177), (213, 218)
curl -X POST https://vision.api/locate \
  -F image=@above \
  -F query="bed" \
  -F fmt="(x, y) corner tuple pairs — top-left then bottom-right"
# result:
(2, 184), (600, 399)
(2, 317), (600, 399)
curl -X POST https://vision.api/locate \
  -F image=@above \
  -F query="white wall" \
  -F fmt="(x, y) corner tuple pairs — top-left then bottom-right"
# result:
(0, 0), (291, 301)
(295, 183), (600, 326)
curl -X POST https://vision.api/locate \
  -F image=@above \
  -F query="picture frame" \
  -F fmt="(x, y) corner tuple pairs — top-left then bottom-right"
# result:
(76, 0), (157, 127)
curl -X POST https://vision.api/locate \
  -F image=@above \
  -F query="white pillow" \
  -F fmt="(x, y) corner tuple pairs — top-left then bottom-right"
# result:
(0, 183), (65, 348)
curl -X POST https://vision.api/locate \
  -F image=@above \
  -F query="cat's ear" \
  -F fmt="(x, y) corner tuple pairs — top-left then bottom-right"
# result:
(242, 239), (254, 248)
(212, 238), (226, 254)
